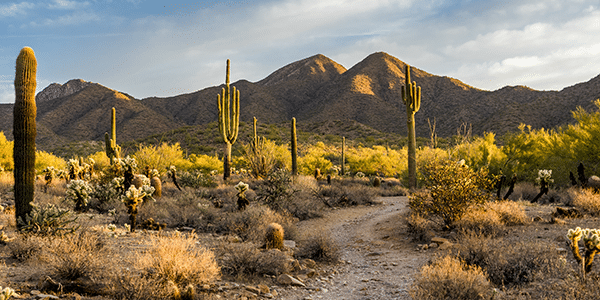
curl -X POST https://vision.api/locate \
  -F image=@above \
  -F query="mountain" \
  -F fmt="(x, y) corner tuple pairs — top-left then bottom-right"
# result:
(0, 52), (599, 152)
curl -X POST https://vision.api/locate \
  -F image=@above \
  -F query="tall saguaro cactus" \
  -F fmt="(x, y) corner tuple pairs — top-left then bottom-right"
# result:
(13, 47), (37, 228)
(217, 59), (240, 180)
(104, 107), (120, 164)
(401, 64), (421, 189)
(291, 117), (298, 176)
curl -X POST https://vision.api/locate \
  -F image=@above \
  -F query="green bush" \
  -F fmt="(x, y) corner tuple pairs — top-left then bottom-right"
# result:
(409, 159), (495, 228)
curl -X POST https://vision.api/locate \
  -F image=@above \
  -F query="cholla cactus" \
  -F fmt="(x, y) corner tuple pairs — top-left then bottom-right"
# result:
(0, 286), (15, 300)
(355, 171), (366, 178)
(42, 166), (57, 186)
(122, 185), (151, 232)
(235, 181), (250, 210)
(167, 165), (182, 191)
(66, 179), (93, 211)
(536, 169), (554, 185)
(567, 227), (600, 273)
(67, 159), (83, 181)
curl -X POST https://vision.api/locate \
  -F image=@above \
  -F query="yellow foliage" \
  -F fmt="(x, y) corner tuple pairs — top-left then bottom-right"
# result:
(35, 151), (66, 173)
(0, 132), (13, 171)
(133, 143), (189, 173)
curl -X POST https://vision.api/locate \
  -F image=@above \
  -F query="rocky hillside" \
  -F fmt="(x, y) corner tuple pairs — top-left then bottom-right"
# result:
(0, 52), (598, 151)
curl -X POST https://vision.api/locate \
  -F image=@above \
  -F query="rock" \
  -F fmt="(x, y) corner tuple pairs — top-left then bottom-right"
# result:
(533, 216), (544, 222)
(438, 242), (454, 250)
(36, 294), (59, 299)
(302, 259), (316, 269)
(556, 247), (568, 255)
(588, 175), (600, 189)
(553, 207), (582, 218)
(289, 258), (302, 271)
(551, 217), (567, 225)
(431, 237), (450, 244)
(245, 286), (261, 295)
(284, 240), (296, 249)
(30, 290), (41, 295)
(263, 293), (274, 299)
(271, 289), (278, 297)
(257, 284), (270, 294)
(277, 274), (305, 287)
(428, 243), (438, 249)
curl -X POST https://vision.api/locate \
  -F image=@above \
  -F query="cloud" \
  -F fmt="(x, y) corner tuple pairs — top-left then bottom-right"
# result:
(0, 2), (35, 17)
(23, 11), (101, 27)
(48, 0), (90, 10)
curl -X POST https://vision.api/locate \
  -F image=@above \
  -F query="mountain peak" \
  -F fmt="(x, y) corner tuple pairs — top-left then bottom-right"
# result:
(36, 79), (95, 103)
(258, 54), (346, 86)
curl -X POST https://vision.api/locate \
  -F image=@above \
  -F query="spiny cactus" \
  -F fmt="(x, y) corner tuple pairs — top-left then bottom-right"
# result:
(567, 227), (600, 273)
(13, 47), (37, 229)
(265, 222), (284, 250)
(0, 285), (15, 300)
(341, 136), (346, 176)
(217, 59), (240, 181)
(401, 64), (421, 189)
(104, 107), (121, 164)
(122, 185), (149, 232)
(291, 117), (298, 176)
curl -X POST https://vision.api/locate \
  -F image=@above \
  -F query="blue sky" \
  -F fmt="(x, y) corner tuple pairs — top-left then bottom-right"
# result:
(1, 0), (599, 103)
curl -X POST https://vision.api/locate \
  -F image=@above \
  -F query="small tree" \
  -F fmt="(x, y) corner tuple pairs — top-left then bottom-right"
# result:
(409, 159), (495, 229)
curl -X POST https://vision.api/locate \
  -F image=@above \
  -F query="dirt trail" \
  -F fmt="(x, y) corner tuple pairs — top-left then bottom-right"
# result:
(279, 196), (428, 300)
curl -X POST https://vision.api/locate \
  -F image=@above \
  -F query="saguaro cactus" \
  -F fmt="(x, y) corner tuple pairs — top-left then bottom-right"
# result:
(341, 136), (346, 176)
(104, 107), (120, 164)
(13, 47), (37, 228)
(401, 64), (421, 189)
(217, 59), (240, 180)
(291, 117), (298, 176)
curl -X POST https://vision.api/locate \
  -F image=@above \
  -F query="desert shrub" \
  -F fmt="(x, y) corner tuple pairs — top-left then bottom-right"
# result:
(177, 170), (217, 188)
(111, 271), (174, 300)
(35, 150), (67, 173)
(297, 231), (340, 263)
(346, 145), (407, 177)
(17, 204), (79, 236)
(406, 211), (436, 242)
(455, 200), (529, 236)
(317, 182), (377, 207)
(409, 159), (495, 228)
(216, 242), (290, 277)
(203, 204), (297, 243)
(255, 169), (297, 211)
(451, 132), (506, 176)
(410, 255), (491, 300)
(240, 138), (279, 179)
(136, 232), (220, 285)
(505, 182), (539, 201)
(133, 142), (191, 173)
(298, 142), (334, 176)
(188, 153), (223, 173)
(9, 235), (43, 262)
(454, 234), (569, 287)
(378, 177), (408, 196)
(47, 230), (107, 281)
(486, 200), (529, 226)
(569, 188), (600, 215)
(0, 132), (13, 171)
(455, 206), (505, 237)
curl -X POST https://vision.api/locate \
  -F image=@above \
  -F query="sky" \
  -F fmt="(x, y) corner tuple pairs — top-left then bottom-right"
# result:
(1, 0), (599, 103)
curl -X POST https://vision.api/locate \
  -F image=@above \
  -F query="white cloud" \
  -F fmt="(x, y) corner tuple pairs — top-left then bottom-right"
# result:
(48, 0), (90, 10)
(23, 11), (100, 27)
(0, 2), (35, 17)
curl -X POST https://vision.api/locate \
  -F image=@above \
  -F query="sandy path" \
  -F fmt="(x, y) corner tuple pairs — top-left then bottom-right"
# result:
(278, 196), (428, 300)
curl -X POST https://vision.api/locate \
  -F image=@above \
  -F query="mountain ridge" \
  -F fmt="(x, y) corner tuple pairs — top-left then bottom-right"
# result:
(0, 52), (598, 152)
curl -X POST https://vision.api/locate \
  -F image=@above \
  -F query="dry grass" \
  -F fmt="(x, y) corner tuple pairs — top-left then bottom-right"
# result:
(46, 230), (107, 281)
(9, 235), (44, 262)
(135, 232), (220, 285)
(410, 255), (491, 300)
(406, 212), (436, 242)
(454, 234), (569, 288)
(215, 242), (291, 278)
(454, 201), (529, 236)
(296, 231), (340, 263)
(455, 206), (504, 237)
(569, 188), (600, 215)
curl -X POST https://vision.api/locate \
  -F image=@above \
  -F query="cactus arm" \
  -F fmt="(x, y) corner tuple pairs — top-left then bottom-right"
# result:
(13, 47), (37, 228)
(291, 117), (298, 175)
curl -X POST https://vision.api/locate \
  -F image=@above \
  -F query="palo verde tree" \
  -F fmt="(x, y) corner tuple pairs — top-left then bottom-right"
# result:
(217, 59), (240, 180)
(13, 47), (37, 228)
(401, 64), (421, 189)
